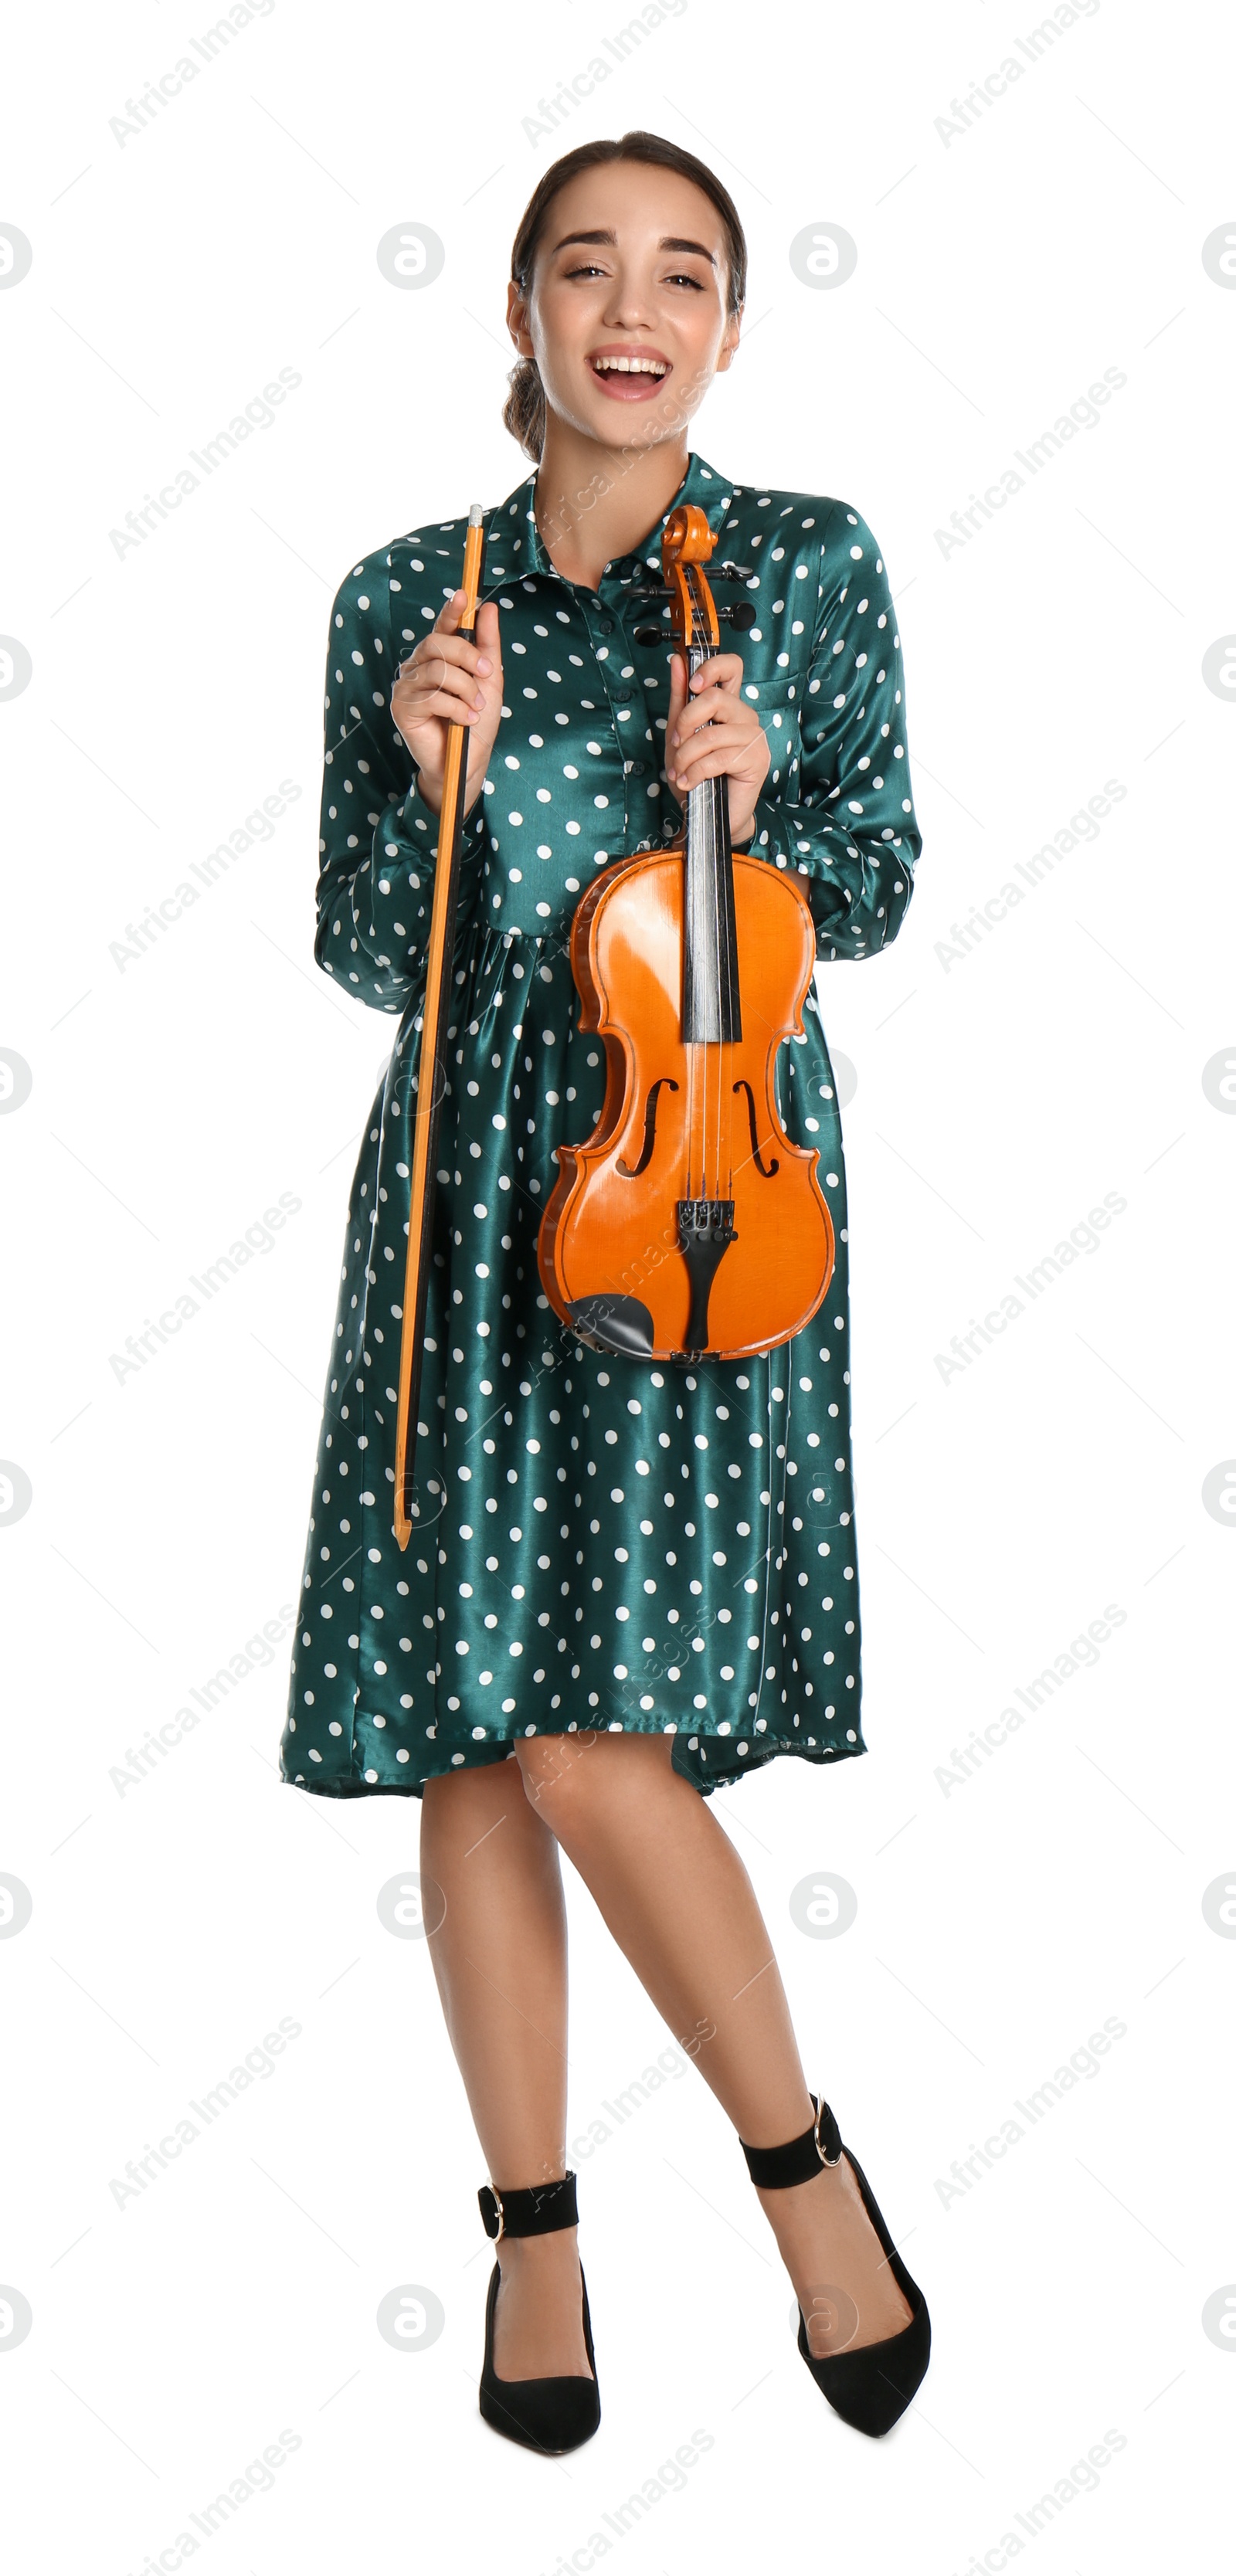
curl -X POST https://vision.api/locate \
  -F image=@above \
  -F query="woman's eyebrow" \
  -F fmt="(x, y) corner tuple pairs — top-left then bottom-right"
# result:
(549, 228), (717, 265)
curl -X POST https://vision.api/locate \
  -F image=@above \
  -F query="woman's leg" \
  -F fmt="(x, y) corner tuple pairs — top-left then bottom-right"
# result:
(419, 1755), (592, 2377)
(514, 1732), (913, 2357)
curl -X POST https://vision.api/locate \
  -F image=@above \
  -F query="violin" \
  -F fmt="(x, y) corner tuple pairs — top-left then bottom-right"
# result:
(392, 501), (487, 1549)
(538, 502), (834, 1362)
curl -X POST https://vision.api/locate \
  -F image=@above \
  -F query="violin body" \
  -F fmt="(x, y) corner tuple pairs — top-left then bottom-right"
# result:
(538, 847), (835, 1361)
(538, 502), (836, 1364)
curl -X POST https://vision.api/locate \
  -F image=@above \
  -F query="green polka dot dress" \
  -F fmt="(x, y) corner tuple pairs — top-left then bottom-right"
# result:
(279, 451), (920, 1801)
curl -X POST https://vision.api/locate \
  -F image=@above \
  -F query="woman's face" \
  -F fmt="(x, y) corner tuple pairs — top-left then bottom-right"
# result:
(508, 161), (740, 451)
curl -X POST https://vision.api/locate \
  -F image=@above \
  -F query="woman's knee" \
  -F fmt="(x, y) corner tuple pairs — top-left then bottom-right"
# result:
(514, 1729), (673, 1835)
(422, 1752), (533, 1845)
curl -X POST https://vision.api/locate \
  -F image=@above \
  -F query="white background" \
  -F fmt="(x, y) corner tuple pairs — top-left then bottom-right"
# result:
(2, 2), (1234, 2569)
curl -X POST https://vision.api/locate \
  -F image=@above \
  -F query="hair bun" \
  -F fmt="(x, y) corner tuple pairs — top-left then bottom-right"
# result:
(504, 355), (547, 463)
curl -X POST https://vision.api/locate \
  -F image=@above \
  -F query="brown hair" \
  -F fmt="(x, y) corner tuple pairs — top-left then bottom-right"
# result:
(504, 131), (748, 462)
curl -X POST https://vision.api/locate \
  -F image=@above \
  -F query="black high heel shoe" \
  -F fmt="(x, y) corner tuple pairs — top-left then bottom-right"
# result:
(476, 2168), (600, 2455)
(741, 2092), (930, 2437)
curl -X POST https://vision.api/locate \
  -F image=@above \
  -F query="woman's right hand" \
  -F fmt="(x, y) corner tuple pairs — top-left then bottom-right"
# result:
(392, 591), (504, 816)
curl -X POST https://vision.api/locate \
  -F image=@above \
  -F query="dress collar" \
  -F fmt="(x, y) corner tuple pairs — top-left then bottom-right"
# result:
(484, 450), (733, 590)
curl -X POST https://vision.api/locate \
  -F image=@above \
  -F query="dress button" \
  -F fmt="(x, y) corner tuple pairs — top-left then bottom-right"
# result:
(597, 616), (614, 635)
(611, 684), (633, 702)
(628, 760), (647, 776)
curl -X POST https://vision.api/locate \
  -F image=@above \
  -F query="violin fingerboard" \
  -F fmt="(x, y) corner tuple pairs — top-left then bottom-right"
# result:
(682, 769), (742, 1044)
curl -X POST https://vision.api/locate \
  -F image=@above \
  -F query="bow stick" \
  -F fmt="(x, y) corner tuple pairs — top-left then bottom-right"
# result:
(392, 501), (487, 1549)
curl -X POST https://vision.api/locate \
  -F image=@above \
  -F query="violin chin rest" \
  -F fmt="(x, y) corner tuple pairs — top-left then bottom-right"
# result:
(566, 1295), (655, 1359)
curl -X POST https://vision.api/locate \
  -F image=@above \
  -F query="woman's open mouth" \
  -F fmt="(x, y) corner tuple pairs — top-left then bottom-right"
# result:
(588, 347), (672, 402)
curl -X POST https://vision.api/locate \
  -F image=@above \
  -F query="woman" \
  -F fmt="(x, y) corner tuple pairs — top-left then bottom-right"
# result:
(280, 131), (928, 2454)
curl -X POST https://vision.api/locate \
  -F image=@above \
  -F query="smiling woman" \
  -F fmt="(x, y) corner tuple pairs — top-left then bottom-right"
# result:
(280, 128), (929, 2461)
(503, 132), (745, 527)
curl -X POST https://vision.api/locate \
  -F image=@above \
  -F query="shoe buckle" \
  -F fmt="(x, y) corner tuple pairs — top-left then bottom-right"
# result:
(485, 2182), (505, 2243)
(813, 2095), (841, 2168)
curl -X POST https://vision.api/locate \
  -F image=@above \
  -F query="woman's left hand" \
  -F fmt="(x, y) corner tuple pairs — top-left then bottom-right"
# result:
(664, 650), (772, 846)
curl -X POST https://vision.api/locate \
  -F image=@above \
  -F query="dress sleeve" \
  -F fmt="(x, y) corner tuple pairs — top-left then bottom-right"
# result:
(749, 504), (921, 962)
(314, 563), (487, 1014)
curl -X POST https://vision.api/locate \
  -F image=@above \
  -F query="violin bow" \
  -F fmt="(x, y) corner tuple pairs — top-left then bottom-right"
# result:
(392, 501), (487, 1550)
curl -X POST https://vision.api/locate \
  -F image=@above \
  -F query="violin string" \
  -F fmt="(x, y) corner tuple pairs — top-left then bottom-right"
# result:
(695, 613), (705, 1205)
(710, 575), (725, 1205)
(688, 611), (704, 1203)
(684, 631), (696, 1203)
(725, 772), (731, 1200)
(713, 627), (721, 1193)
(681, 557), (738, 1209)
(680, 605), (690, 1205)
(691, 657), (703, 1200)
(691, 598), (713, 1203)
(705, 574), (725, 1205)
(712, 604), (722, 1202)
(718, 770), (730, 1201)
(704, 625), (714, 1200)
(690, 569), (718, 1203)
(674, 538), (745, 1309)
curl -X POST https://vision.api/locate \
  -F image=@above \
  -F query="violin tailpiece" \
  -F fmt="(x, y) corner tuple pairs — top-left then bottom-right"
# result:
(676, 1198), (736, 1356)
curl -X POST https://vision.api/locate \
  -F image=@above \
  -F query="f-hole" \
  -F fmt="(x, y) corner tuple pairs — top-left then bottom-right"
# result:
(616, 1075), (678, 1177)
(732, 1078), (779, 1176)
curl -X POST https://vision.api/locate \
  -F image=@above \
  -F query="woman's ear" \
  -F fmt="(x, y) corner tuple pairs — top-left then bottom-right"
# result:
(715, 306), (743, 375)
(506, 280), (534, 358)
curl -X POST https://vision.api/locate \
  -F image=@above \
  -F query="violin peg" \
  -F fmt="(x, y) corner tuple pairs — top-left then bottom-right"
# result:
(633, 624), (669, 647)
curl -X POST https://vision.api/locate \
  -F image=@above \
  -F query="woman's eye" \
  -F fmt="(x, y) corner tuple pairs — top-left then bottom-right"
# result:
(565, 263), (606, 280)
(665, 272), (705, 290)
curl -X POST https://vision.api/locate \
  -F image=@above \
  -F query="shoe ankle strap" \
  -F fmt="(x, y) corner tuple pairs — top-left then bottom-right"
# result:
(478, 2169), (579, 2243)
(740, 2092), (842, 2187)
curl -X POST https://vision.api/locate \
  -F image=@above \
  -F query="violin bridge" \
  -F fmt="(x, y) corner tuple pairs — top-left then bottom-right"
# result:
(676, 1198), (736, 1356)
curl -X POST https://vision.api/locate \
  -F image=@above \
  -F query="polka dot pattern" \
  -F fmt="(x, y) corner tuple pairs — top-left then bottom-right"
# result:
(280, 453), (920, 1800)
